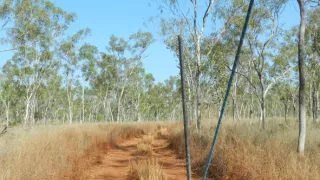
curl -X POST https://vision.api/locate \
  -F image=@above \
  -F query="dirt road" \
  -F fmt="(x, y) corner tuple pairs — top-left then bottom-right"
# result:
(84, 129), (200, 180)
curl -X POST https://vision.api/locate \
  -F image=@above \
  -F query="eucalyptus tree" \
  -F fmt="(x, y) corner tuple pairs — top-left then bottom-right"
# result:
(2, 0), (74, 126)
(36, 72), (62, 125)
(136, 73), (155, 121)
(306, 7), (320, 122)
(201, 38), (230, 119)
(81, 45), (116, 122)
(225, 0), (291, 128)
(58, 29), (90, 124)
(0, 0), (17, 53)
(275, 81), (296, 122)
(81, 31), (153, 122)
(295, 0), (320, 153)
(297, 0), (307, 153)
(142, 76), (180, 121)
(153, 0), (245, 131)
(107, 31), (153, 122)
(0, 77), (14, 126)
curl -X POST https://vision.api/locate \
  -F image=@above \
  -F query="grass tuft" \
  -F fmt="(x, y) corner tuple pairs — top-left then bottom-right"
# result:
(127, 158), (167, 180)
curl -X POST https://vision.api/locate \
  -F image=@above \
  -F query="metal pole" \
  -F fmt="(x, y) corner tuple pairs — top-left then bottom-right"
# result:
(178, 35), (192, 180)
(202, 0), (255, 179)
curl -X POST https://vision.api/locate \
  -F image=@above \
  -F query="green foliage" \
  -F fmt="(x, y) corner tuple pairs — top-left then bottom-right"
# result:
(0, 0), (319, 126)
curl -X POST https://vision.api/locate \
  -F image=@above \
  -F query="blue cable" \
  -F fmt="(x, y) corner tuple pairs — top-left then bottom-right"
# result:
(202, 0), (255, 179)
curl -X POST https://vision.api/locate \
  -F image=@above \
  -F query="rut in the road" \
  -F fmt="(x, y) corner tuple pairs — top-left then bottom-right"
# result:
(84, 129), (200, 180)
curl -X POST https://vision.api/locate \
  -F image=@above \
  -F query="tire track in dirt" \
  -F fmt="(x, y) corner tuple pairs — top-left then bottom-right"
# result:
(84, 129), (200, 180)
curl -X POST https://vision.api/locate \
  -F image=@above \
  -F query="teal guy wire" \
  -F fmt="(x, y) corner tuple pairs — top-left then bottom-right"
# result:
(201, 0), (255, 179)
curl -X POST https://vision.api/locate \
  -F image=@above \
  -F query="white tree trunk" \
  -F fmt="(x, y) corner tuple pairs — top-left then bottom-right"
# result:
(6, 101), (10, 127)
(297, 0), (306, 153)
(24, 99), (30, 126)
(81, 85), (85, 124)
(67, 73), (73, 124)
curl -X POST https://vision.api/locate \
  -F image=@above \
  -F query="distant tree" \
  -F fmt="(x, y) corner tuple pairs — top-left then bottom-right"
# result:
(306, 7), (320, 122)
(58, 29), (90, 124)
(153, 0), (245, 131)
(81, 31), (153, 122)
(2, 0), (75, 126)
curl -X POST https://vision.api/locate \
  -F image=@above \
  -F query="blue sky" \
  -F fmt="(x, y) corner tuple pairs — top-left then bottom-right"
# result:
(52, 0), (179, 83)
(0, 0), (300, 82)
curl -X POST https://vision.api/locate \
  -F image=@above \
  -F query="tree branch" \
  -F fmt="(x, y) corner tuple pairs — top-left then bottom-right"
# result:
(0, 48), (17, 53)
(263, 66), (293, 98)
(201, 0), (215, 36)
(224, 63), (261, 101)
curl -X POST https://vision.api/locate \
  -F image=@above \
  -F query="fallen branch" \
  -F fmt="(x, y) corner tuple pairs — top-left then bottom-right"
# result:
(0, 126), (7, 136)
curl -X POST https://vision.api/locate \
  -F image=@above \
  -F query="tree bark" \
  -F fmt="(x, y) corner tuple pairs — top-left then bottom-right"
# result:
(292, 94), (297, 115)
(24, 98), (30, 126)
(285, 103), (288, 122)
(309, 81), (312, 117)
(66, 73), (73, 124)
(6, 101), (10, 127)
(313, 84), (319, 122)
(260, 97), (266, 129)
(195, 36), (201, 132)
(297, 0), (307, 153)
(232, 74), (239, 122)
(82, 85), (85, 124)
(233, 98), (236, 122)
(317, 90), (319, 122)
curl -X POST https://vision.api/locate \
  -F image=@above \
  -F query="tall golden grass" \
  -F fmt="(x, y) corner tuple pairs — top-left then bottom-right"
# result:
(167, 119), (320, 180)
(0, 123), (155, 180)
(127, 158), (168, 180)
(2, 119), (318, 180)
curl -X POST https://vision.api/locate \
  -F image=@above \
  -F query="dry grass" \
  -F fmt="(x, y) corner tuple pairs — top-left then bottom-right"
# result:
(0, 123), (155, 180)
(3, 119), (316, 180)
(167, 119), (320, 180)
(127, 158), (168, 180)
(135, 133), (157, 156)
(136, 142), (153, 156)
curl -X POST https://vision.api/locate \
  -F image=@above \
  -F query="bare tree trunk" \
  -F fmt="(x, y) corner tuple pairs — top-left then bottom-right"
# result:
(24, 98), (30, 126)
(66, 73), (73, 124)
(284, 101), (288, 122)
(32, 97), (36, 126)
(232, 74), (238, 122)
(6, 101), (10, 127)
(239, 97), (245, 118)
(110, 102), (114, 122)
(191, 0), (214, 132)
(260, 98), (266, 129)
(42, 99), (50, 126)
(62, 113), (65, 124)
(313, 84), (319, 122)
(292, 94), (297, 115)
(117, 86), (126, 122)
(103, 98), (108, 122)
(309, 81), (312, 117)
(136, 92), (141, 122)
(249, 62), (254, 120)
(297, 0), (307, 153)
(82, 85), (85, 124)
(208, 105), (211, 120)
(317, 90), (319, 122)
(233, 98), (236, 122)
(68, 95), (73, 124)
(195, 59), (201, 131)
(249, 98), (253, 119)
